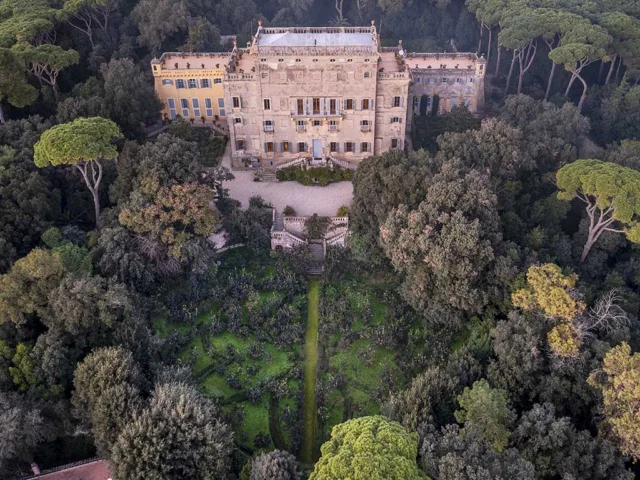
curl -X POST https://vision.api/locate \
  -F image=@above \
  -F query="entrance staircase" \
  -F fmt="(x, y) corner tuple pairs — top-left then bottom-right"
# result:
(256, 167), (278, 182)
(307, 242), (325, 275)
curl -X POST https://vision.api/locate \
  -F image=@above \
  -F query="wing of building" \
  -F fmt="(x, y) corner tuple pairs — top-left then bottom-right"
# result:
(151, 21), (486, 168)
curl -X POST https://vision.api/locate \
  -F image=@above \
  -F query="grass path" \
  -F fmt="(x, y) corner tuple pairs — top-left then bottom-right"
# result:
(301, 278), (320, 464)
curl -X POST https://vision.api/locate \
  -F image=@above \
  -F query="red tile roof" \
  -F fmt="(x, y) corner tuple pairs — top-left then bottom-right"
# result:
(36, 460), (112, 480)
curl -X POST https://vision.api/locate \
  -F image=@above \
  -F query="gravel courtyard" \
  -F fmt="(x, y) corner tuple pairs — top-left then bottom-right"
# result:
(221, 147), (353, 216)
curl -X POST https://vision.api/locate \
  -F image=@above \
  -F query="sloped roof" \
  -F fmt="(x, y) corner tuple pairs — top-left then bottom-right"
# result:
(35, 460), (113, 480)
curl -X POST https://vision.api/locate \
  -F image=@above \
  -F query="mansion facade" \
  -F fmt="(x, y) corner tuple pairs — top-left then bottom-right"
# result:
(152, 22), (486, 168)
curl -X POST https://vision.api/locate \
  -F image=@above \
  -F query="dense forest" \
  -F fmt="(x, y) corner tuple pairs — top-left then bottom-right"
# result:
(1, 0), (640, 479)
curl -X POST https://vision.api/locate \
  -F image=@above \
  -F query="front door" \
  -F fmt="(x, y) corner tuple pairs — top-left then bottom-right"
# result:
(312, 139), (323, 159)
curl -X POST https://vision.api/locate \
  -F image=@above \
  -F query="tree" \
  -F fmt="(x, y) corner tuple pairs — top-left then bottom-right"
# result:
(59, 0), (120, 48)
(420, 424), (536, 480)
(34, 117), (122, 229)
(111, 382), (233, 480)
(132, 0), (189, 54)
(73, 347), (143, 456)
(499, 8), (541, 95)
(118, 182), (218, 261)
(11, 43), (79, 101)
(0, 48), (37, 123)
(309, 416), (427, 480)
(549, 23), (612, 111)
(250, 450), (302, 480)
(598, 12), (640, 85)
(588, 342), (640, 460)
(556, 159), (640, 263)
(351, 149), (432, 253)
(380, 167), (512, 319)
(0, 248), (67, 327)
(99, 58), (163, 139)
(455, 379), (515, 452)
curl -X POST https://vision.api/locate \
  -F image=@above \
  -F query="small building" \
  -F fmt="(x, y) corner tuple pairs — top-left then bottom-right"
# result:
(23, 459), (113, 480)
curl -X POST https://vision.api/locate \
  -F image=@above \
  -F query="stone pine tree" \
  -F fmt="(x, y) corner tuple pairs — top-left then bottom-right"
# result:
(556, 159), (640, 263)
(34, 117), (122, 229)
(0, 49), (37, 124)
(309, 416), (428, 480)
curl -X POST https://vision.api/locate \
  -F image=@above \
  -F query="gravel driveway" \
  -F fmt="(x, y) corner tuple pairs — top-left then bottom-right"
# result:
(221, 146), (354, 216)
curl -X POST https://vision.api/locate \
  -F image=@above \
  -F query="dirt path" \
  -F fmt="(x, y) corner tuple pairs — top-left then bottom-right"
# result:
(301, 278), (320, 464)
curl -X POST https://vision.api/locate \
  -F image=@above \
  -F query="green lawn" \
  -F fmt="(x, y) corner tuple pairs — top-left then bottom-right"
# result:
(301, 279), (320, 464)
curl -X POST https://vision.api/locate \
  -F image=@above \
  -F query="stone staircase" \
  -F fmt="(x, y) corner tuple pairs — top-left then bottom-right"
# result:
(256, 167), (278, 182)
(273, 211), (284, 231)
(307, 243), (325, 275)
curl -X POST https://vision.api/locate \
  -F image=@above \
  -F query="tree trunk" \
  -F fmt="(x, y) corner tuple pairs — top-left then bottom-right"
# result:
(577, 73), (588, 112)
(0, 103), (4, 124)
(486, 27), (492, 67)
(615, 57), (623, 83)
(505, 49), (517, 97)
(495, 44), (502, 76)
(75, 160), (103, 229)
(580, 234), (597, 263)
(597, 61), (605, 83)
(605, 55), (616, 84)
(565, 73), (577, 97)
(545, 61), (557, 101)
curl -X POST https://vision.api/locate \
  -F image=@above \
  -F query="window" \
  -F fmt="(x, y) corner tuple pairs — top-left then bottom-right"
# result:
(345, 99), (354, 110)
(428, 77), (436, 84)
(236, 139), (245, 150)
(180, 98), (189, 117)
(330, 58), (336, 63)
(361, 142), (370, 153)
(329, 99), (337, 115)
(345, 142), (355, 153)
(329, 120), (338, 131)
(313, 120), (322, 127)
(313, 98), (320, 115)
(415, 77), (421, 83)
(219, 109), (226, 117)
(296, 120), (306, 132)
(426, 97), (432, 107)
(188, 79), (198, 88)
(364, 71), (371, 79)
(391, 138), (399, 149)
(281, 141), (291, 152)
(361, 120), (371, 131)
(347, 58), (353, 62)
(298, 142), (307, 153)
(263, 98), (271, 110)
(330, 142), (339, 152)
(392, 96), (401, 107)
(297, 99), (304, 115)
(263, 120), (274, 132)
(167, 98), (177, 119)
(162, 79), (173, 86)
(413, 97), (419, 108)
(295, 59), (301, 63)
(205, 98), (213, 117)
(278, 58), (284, 62)
(464, 98), (471, 106)
(260, 58), (267, 62)
(441, 77), (448, 84)
(364, 58), (371, 63)
(192, 98), (201, 117)
(362, 98), (370, 110)
(455, 78), (461, 84)
(391, 117), (401, 124)
(214, 78), (222, 84)
(234, 117), (242, 125)
(261, 72), (268, 79)
(451, 98), (459, 107)
(200, 78), (211, 88)
(232, 96), (241, 108)
(469, 77), (475, 83)
(265, 142), (275, 153)
(313, 58), (319, 62)
(218, 98), (225, 107)
(176, 79), (186, 89)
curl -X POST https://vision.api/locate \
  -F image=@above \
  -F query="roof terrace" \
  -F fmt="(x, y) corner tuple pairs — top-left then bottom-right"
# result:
(152, 52), (234, 70)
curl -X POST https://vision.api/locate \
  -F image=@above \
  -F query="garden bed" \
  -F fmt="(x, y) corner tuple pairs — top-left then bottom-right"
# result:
(276, 165), (353, 185)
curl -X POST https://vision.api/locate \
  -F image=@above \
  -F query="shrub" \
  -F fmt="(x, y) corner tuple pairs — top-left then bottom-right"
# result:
(276, 166), (353, 185)
(283, 205), (297, 216)
(336, 205), (349, 217)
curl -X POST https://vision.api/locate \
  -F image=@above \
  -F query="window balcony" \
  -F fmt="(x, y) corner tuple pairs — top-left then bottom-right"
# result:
(360, 125), (371, 132)
(291, 111), (343, 119)
(296, 125), (306, 132)
(328, 125), (338, 132)
(264, 125), (274, 133)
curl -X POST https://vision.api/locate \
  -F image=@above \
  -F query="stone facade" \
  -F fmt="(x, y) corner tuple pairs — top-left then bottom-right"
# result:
(151, 23), (486, 168)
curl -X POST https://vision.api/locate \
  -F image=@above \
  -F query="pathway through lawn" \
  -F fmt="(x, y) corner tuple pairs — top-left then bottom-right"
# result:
(301, 278), (320, 464)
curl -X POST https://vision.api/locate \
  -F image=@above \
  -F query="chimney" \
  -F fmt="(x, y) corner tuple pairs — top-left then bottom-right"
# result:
(31, 463), (40, 475)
